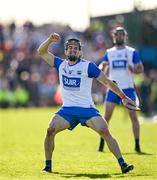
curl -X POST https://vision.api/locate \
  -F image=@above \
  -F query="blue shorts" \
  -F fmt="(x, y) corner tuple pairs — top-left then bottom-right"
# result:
(56, 106), (101, 130)
(105, 88), (137, 105)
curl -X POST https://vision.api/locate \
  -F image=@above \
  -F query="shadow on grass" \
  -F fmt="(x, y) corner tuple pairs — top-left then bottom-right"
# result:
(98, 151), (155, 156)
(53, 171), (152, 179)
(53, 172), (112, 179)
(123, 151), (155, 156)
(113, 173), (153, 178)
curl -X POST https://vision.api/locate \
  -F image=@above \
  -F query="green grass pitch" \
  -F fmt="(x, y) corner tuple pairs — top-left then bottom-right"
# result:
(0, 105), (157, 179)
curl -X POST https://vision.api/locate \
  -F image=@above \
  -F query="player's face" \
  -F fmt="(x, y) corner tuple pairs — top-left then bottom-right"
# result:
(113, 31), (126, 45)
(65, 43), (81, 62)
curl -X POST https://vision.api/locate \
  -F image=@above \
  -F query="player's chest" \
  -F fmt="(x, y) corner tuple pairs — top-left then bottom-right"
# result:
(109, 51), (129, 69)
(59, 65), (86, 90)
(60, 64), (85, 77)
(109, 50), (128, 60)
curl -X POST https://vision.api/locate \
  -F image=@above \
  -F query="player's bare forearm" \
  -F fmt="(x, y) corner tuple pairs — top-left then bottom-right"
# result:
(97, 72), (138, 110)
(105, 79), (126, 99)
(99, 62), (109, 76)
(128, 63), (144, 74)
(134, 63), (144, 74)
(37, 38), (52, 56)
(97, 72), (126, 99)
(37, 33), (60, 66)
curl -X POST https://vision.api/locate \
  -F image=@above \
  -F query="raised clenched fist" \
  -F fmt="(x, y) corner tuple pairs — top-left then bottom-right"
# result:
(49, 33), (60, 42)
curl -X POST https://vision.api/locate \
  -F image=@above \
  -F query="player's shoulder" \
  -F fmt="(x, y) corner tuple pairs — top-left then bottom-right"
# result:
(79, 58), (91, 65)
(125, 45), (136, 52)
(54, 56), (65, 69)
(106, 46), (116, 53)
(76, 58), (91, 70)
(55, 56), (65, 63)
(80, 58), (87, 63)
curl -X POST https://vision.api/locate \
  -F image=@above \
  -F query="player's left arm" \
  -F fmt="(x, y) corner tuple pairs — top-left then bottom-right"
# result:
(129, 62), (144, 74)
(97, 71), (138, 109)
(88, 62), (126, 99)
(133, 62), (144, 74)
(97, 71), (126, 99)
(128, 50), (144, 74)
(88, 62), (138, 109)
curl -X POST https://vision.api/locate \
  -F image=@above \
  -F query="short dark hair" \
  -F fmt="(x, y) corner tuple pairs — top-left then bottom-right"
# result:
(65, 38), (82, 50)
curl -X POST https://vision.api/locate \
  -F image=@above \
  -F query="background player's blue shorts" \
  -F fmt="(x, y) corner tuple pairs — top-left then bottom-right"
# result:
(56, 106), (101, 130)
(105, 88), (137, 104)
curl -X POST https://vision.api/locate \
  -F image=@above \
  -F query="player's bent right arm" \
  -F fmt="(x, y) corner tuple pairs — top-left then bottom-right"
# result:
(97, 71), (137, 108)
(37, 33), (60, 66)
(97, 71), (126, 99)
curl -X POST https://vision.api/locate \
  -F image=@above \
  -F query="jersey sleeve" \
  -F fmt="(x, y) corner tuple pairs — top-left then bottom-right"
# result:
(132, 50), (141, 64)
(88, 62), (101, 78)
(103, 52), (109, 62)
(54, 56), (63, 71)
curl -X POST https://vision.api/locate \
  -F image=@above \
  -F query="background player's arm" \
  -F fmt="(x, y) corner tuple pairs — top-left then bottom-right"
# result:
(37, 33), (60, 66)
(128, 50), (144, 74)
(128, 62), (144, 74)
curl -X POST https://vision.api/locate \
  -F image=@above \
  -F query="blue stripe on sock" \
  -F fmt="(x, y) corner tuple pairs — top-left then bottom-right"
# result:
(118, 157), (125, 166)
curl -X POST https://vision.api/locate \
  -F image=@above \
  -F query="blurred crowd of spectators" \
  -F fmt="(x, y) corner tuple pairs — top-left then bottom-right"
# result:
(0, 18), (157, 116)
(0, 21), (109, 108)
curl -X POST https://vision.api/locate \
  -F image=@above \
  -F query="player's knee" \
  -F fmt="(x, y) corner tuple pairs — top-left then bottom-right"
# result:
(100, 127), (110, 137)
(47, 127), (56, 137)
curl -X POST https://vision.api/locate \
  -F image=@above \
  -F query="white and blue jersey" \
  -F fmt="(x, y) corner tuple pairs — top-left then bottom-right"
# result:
(103, 46), (141, 89)
(103, 46), (141, 104)
(52, 57), (101, 130)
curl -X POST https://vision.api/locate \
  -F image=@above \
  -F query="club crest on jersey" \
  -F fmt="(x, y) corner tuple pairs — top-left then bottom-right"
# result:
(69, 70), (74, 74)
(112, 60), (127, 69)
(62, 75), (81, 91)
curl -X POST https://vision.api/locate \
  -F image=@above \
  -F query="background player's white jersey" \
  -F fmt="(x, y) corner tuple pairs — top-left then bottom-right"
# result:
(103, 46), (141, 89)
(54, 57), (101, 108)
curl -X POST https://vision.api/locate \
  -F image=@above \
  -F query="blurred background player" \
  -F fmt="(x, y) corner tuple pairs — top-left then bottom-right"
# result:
(98, 27), (144, 153)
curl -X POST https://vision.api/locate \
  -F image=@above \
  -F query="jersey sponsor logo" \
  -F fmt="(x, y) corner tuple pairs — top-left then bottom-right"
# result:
(112, 60), (127, 69)
(62, 75), (81, 90)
